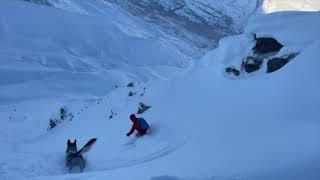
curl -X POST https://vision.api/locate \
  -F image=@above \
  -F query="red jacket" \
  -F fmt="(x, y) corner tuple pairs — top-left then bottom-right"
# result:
(127, 114), (148, 136)
(127, 120), (145, 136)
(127, 118), (147, 136)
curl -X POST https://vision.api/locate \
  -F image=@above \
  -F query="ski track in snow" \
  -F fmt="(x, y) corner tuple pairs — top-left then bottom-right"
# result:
(87, 140), (184, 172)
(0, 94), (186, 179)
(1, 138), (183, 179)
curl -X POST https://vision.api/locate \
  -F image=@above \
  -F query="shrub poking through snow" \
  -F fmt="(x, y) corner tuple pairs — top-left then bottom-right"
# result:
(47, 107), (73, 130)
(48, 118), (58, 130)
(225, 67), (240, 76)
(137, 102), (151, 114)
(108, 109), (117, 119)
(60, 107), (67, 121)
(128, 91), (135, 97)
(140, 87), (146, 96)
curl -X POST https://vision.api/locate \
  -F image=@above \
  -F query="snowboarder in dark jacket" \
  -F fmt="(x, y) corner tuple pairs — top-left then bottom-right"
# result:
(126, 114), (149, 137)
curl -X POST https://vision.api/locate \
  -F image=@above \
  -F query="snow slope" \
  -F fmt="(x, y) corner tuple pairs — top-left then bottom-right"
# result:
(0, 0), (261, 102)
(1, 5), (320, 180)
(0, 0), (189, 102)
(23, 0), (260, 56)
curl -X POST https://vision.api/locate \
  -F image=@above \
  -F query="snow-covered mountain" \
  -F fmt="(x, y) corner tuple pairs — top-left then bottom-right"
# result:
(0, 0), (189, 102)
(1, 0), (260, 101)
(23, 0), (260, 56)
(1, 0), (320, 180)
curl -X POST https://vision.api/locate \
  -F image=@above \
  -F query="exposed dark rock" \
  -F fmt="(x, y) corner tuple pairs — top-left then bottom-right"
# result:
(60, 108), (67, 121)
(48, 107), (73, 130)
(127, 82), (134, 88)
(253, 37), (283, 54)
(225, 67), (240, 76)
(267, 54), (298, 73)
(242, 56), (263, 73)
(137, 102), (151, 114)
(48, 119), (57, 130)
(128, 91), (135, 96)
(235, 36), (296, 75)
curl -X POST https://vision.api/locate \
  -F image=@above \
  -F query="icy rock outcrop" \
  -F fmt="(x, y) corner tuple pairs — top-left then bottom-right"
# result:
(253, 37), (283, 54)
(241, 37), (296, 74)
(137, 102), (151, 114)
(222, 35), (297, 76)
(266, 54), (297, 73)
(242, 56), (263, 73)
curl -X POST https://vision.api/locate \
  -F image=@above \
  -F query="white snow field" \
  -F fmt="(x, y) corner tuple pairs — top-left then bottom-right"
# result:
(261, 0), (320, 13)
(1, 0), (320, 180)
(0, 0), (190, 103)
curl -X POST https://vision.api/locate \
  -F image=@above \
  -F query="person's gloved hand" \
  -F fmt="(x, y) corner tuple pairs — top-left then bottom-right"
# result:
(126, 133), (130, 137)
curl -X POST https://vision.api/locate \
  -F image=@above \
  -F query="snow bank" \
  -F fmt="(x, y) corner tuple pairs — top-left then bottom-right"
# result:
(201, 11), (320, 70)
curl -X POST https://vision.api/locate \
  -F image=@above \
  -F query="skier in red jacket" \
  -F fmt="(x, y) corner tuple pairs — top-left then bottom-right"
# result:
(126, 114), (149, 137)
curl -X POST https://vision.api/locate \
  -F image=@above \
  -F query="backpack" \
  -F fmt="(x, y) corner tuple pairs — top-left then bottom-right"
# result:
(137, 118), (149, 130)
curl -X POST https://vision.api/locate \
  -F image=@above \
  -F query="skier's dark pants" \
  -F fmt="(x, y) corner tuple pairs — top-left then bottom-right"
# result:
(136, 129), (148, 137)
